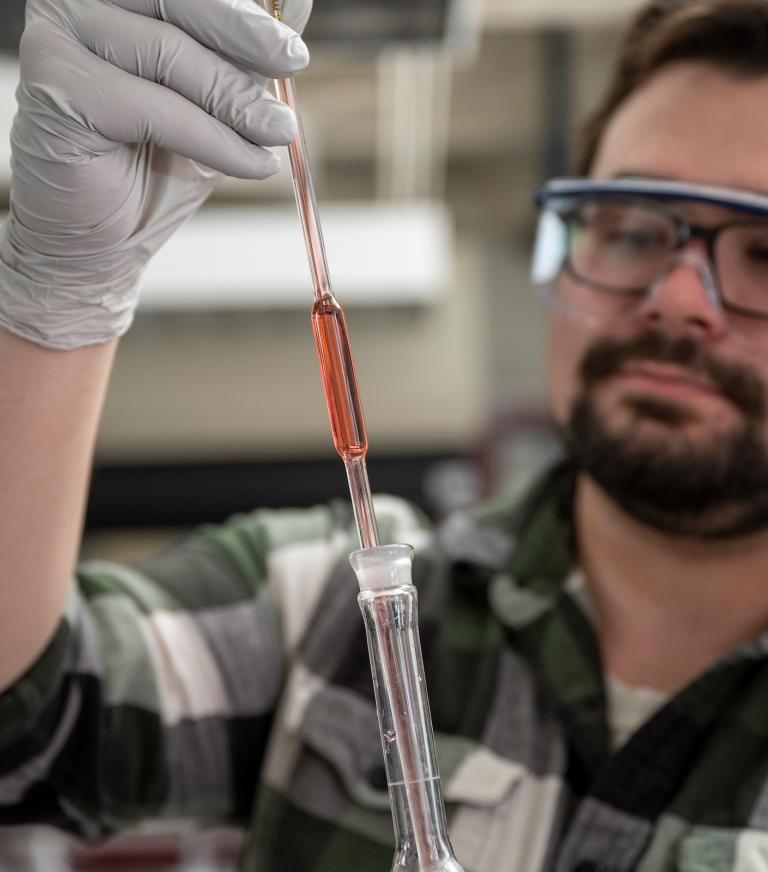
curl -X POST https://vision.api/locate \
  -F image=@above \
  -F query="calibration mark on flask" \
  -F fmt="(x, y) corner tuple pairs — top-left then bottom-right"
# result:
(311, 295), (368, 461)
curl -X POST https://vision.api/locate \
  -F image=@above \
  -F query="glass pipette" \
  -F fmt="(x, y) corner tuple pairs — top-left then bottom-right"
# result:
(264, 2), (378, 549)
(262, 5), (466, 869)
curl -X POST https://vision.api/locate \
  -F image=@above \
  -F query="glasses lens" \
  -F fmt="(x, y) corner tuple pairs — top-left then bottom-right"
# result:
(568, 199), (677, 291)
(533, 196), (680, 323)
(717, 222), (768, 317)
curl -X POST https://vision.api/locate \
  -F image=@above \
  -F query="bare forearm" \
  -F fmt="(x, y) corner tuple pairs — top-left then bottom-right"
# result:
(0, 326), (116, 690)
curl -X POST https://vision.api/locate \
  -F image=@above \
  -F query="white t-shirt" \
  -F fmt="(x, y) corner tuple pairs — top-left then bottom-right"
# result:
(604, 672), (669, 750)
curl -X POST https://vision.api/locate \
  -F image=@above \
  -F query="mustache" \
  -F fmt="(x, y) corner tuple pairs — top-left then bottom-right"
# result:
(579, 333), (766, 419)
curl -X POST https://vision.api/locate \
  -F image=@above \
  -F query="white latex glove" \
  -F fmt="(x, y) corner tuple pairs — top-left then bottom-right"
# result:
(0, 0), (312, 350)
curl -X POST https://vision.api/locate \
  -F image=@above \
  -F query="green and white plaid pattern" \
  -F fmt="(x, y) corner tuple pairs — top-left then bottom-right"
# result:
(3, 462), (768, 871)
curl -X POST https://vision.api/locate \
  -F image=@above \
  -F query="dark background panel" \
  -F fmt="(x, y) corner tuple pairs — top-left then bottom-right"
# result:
(0, 0), (25, 51)
(305, 0), (449, 43)
(86, 452), (463, 529)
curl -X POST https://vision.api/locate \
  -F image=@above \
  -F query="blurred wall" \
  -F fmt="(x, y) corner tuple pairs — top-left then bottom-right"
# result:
(98, 234), (492, 461)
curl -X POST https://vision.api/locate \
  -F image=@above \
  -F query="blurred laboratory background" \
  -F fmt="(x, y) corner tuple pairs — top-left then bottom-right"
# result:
(0, 0), (642, 868)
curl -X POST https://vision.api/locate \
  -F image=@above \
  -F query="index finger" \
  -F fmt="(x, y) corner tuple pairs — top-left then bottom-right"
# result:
(108, 0), (311, 77)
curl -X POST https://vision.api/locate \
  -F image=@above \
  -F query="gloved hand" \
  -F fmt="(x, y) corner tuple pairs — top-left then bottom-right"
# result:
(0, 0), (312, 350)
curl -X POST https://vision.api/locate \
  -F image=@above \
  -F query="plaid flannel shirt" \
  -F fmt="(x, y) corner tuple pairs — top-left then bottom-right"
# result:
(3, 461), (768, 871)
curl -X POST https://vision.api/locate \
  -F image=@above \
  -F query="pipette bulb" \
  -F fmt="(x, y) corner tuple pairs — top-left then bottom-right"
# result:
(311, 294), (368, 461)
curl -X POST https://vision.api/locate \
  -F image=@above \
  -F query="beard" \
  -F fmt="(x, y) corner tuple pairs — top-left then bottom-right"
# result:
(564, 332), (768, 538)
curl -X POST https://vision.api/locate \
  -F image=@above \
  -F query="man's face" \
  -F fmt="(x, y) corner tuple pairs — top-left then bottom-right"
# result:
(550, 62), (768, 536)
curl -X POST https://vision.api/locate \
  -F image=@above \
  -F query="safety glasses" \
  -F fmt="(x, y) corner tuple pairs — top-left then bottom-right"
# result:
(532, 177), (768, 349)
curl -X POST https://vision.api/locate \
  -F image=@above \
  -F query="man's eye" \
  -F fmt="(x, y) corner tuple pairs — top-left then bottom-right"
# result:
(596, 227), (660, 250)
(744, 244), (768, 263)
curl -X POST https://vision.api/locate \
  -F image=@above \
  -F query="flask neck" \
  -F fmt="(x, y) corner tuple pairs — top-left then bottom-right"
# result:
(352, 545), (466, 872)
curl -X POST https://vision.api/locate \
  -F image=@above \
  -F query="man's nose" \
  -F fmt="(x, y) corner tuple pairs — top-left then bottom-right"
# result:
(634, 252), (729, 339)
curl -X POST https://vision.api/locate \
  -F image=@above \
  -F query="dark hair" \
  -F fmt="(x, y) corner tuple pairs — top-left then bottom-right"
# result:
(578, 0), (768, 174)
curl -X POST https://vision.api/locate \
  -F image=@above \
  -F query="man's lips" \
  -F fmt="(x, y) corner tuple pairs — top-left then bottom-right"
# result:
(611, 362), (727, 403)
(578, 334), (766, 419)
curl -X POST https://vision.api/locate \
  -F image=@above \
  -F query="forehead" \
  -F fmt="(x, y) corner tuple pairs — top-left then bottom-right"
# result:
(592, 62), (768, 193)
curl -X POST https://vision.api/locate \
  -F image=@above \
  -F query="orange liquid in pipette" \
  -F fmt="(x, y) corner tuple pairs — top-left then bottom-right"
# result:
(311, 294), (368, 461)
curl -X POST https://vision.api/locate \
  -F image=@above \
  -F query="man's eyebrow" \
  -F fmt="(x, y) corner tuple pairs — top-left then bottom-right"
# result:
(611, 170), (768, 199)
(612, 171), (673, 182)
